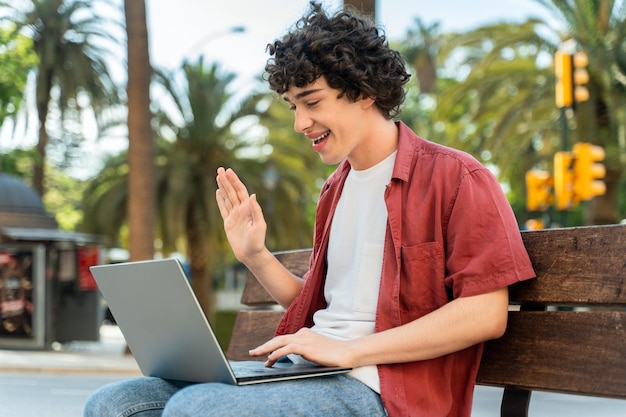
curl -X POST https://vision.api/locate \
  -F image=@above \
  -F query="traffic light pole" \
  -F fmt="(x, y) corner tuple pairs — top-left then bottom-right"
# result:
(560, 107), (569, 150)
(560, 107), (570, 226)
(551, 43), (597, 227)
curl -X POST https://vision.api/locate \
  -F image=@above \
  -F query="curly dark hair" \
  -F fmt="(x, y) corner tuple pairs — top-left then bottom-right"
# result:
(264, 1), (411, 119)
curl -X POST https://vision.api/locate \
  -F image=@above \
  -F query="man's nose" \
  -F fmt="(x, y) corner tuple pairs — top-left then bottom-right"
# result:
(293, 108), (312, 133)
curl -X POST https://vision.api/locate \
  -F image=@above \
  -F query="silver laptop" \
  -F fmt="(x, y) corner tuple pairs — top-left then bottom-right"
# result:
(90, 258), (350, 385)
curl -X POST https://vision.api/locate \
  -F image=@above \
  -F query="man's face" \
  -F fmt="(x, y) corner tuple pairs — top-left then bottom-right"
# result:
(282, 77), (376, 169)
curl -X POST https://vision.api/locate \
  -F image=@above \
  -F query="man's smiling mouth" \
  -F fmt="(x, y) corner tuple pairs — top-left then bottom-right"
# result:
(313, 131), (330, 144)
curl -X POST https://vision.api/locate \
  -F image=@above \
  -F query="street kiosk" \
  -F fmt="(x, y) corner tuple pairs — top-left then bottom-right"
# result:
(0, 173), (102, 349)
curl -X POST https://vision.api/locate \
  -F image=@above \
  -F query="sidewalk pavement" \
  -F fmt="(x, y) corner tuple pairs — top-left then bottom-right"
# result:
(0, 325), (141, 375)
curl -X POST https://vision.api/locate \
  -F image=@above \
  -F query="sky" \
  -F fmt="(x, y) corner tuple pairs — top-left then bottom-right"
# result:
(146, 0), (556, 90)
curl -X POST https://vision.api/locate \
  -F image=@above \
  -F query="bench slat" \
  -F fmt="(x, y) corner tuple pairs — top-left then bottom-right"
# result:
(514, 225), (626, 307)
(477, 310), (626, 398)
(226, 310), (283, 361)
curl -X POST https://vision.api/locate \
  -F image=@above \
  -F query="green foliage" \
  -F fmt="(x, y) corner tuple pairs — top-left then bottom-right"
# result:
(42, 166), (86, 230)
(0, 26), (37, 126)
(0, 147), (38, 182)
(398, 0), (626, 225)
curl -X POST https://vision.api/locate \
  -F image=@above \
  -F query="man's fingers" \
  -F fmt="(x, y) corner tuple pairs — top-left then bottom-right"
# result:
(216, 168), (237, 206)
(215, 189), (229, 219)
(216, 169), (238, 207)
(217, 168), (250, 208)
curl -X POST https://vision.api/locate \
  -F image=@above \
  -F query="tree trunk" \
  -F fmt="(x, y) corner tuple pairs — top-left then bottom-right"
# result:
(186, 203), (214, 320)
(125, 0), (155, 261)
(33, 107), (48, 197)
(33, 70), (53, 197)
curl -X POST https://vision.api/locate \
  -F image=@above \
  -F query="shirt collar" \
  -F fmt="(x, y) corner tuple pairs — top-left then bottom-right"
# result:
(391, 121), (420, 183)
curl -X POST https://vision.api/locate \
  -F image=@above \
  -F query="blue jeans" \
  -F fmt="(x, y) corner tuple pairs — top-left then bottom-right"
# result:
(83, 375), (386, 417)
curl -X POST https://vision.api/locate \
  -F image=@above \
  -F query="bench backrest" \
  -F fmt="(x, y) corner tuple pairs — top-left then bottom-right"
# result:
(226, 224), (626, 414)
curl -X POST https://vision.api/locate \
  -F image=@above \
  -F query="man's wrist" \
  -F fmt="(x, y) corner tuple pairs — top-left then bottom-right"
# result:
(242, 247), (273, 272)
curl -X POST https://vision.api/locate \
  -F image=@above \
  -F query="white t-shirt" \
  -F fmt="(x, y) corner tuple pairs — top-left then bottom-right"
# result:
(312, 151), (396, 393)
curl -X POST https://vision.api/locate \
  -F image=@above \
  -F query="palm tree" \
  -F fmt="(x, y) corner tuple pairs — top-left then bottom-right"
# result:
(80, 151), (129, 244)
(398, 18), (442, 95)
(156, 59), (326, 316)
(394, 18), (450, 149)
(434, 20), (558, 174)
(83, 60), (322, 317)
(415, 0), (625, 224)
(0, 0), (122, 196)
(124, 0), (155, 261)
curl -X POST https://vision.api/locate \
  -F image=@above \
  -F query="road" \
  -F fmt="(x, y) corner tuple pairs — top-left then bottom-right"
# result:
(0, 372), (125, 417)
(1, 372), (625, 416)
(472, 385), (626, 417)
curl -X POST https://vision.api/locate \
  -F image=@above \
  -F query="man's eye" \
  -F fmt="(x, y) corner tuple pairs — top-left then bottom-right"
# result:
(306, 101), (319, 107)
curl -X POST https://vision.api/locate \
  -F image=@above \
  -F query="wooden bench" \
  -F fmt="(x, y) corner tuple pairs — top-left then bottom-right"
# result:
(226, 224), (626, 417)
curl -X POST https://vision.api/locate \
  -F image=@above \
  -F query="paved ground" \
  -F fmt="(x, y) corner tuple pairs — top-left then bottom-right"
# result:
(0, 325), (140, 375)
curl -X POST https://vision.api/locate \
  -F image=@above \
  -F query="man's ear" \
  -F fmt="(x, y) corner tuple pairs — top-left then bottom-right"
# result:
(360, 96), (376, 109)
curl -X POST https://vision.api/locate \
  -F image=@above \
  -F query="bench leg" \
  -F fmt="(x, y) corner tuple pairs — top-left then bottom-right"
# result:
(500, 387), (531, 417)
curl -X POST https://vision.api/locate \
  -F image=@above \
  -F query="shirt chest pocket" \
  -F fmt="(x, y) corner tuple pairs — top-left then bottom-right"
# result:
(399, 242), (447, 318)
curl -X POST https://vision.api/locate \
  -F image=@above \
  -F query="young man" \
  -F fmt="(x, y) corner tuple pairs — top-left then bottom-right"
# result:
(85, 3), (535, 416)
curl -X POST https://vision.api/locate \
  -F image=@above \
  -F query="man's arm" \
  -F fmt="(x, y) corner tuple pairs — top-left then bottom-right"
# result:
(346, 286), (509, 366)
(251, 287), (509, 367)
(216, 167), (304, 308)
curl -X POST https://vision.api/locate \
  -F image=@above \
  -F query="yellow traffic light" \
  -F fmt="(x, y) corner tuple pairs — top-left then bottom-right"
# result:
(555, 51), (573, 108)
(555, 50), (589, 109)
(572, 142), (605, 200)
(525, 170), (553, 211)
(572, 51), (589, 105)
(554, 151), (576, 210)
